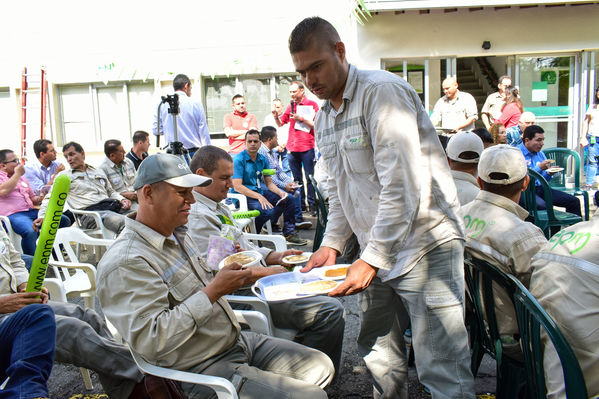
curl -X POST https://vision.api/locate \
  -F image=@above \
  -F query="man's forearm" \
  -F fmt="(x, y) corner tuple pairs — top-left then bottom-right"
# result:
(232, 181), (263, 200)
(0, 174), (21, 196)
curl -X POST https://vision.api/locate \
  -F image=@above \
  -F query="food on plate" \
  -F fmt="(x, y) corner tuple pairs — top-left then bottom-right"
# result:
(283, 254), (309, 263)
(324, 267), (348, 278)
(547, 167), (564, 173)
(298, 280), (338, 294)
(224, 252), (256, 266)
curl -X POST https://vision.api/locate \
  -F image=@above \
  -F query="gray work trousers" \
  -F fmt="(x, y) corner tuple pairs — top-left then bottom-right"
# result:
(269, 295), (345, 372)
(48, 301), (143, 398)
(182, 331), (334, 399)
(357, 239), (475, 399)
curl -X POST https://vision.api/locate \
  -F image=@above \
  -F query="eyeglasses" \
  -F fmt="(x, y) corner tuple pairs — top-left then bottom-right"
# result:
(2, 158), (19, 164)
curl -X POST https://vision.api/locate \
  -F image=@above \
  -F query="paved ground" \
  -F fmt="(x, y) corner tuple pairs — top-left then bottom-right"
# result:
(47, 211), (499, 398)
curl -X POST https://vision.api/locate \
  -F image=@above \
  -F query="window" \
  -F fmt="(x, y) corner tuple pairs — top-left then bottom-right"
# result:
(57, 81), (155, 151)
(203, 74), (297, 133)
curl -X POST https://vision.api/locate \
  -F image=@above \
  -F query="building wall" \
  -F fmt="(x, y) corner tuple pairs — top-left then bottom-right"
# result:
(355, 5), (599, 68)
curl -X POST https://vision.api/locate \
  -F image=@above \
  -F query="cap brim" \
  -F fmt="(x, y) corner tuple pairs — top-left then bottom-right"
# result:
(164, 173), (212, 188)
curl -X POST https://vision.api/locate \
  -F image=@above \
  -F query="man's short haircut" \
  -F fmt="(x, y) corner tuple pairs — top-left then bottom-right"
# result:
(523, 125), (545, 141)
(63, 141), (84, 154)
(245, 129), (260, 141)
(498, 75), (512, 84)
(288, 16), (340, 54)
(520, 111), (536, 123)
(33, 139), (53, 158)
(190, 145), (232, 175)
(232, 94), (244, 103)
(442, 76), (457, 86)
(173, 74), (191, 91)
(0, 149), (14, 163)
(132, 130), (149, 144)
(472, 128), (493, 144)
(104, 139), (122, 157)
(481, 176), (527, 197)
(272, 98), (282, 104)
(290, 81), (304, 90)
(260, 126), (277, 143)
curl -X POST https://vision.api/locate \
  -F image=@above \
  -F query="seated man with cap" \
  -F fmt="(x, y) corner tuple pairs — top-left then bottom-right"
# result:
(446, 131), (485, 205)
(96, 153), (334, 398)
(459, 145), (547, 359)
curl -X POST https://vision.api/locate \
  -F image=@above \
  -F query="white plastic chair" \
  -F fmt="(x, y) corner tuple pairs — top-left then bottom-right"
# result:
(69, 209), (116, 239)
(226, 193), (272, 235)
(43, 276), (95, 390)
(0, 215), (22, 253)
(126, 310), (270, 399)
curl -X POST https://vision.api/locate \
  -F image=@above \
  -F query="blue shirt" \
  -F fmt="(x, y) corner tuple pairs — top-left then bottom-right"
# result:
(153, 90), (211, 150)
(232, 150), (269, 194)
(258, 143), (292, 190)
(518, 143), (551, 185)
(24, 159), (60, 194)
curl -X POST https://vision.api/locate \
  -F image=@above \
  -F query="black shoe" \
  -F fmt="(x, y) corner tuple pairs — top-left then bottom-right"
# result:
(285, 234), (308, 246)
(295, 220), (312, 230)
(310, 210), (317, 217)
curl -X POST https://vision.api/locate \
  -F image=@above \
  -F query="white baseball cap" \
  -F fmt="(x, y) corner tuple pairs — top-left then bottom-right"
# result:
(478, 145), (528, 185)
(446, 131), (484, 163)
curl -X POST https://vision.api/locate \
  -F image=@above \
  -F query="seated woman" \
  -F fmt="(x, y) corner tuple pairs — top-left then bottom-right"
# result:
(490, 123), (507, 145)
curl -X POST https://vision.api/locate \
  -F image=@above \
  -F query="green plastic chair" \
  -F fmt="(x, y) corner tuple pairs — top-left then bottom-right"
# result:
(522, 169), (582, 238)
(465, 256), (588, 399)
(543, 147), (590, 221)
(308, 175), (328, 252)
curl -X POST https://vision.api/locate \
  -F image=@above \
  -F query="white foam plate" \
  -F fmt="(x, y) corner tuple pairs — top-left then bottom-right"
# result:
(251, 272), (341, 302)
(547, 167), (564, 173)
(218, 250), (262, 270)
(282, 252), (312, 265)
(293, 264), (350, 281)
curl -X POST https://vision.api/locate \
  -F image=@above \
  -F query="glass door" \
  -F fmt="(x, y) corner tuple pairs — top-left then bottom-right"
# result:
(517, 55), (575, 148)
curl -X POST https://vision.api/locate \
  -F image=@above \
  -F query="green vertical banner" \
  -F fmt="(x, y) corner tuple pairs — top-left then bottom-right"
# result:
(26, 174), (71, 292)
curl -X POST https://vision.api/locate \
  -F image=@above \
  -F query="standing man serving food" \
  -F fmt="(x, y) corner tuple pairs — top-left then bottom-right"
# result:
(291, 17), (474, 399)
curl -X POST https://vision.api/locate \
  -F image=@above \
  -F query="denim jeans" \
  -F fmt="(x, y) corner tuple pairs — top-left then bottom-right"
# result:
(246, 189), (296, 236)
(278, 148), (292, 177)
(288, 149), (315, 211)
(585, 137), (599, 185)
(357, 239), (474, 399)
(8, 209), (71, 255)
(182, 331), (333, 399)
(0, 304), (56, 398)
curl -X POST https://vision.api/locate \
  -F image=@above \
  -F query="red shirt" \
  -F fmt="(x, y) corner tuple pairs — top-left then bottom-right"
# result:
(497, 103), (522, 128)
(279, 97), (319, 153)
(224, 111), (258, 154)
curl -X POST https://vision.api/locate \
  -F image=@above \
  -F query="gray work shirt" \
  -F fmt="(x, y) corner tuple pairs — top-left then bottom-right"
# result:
(316, 64), (463, 282)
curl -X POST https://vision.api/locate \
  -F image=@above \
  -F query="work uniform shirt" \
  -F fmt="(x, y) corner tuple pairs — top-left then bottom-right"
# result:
(430, 90), (478, 131)
(97, 157), (136, 194)
(96, 218), (240, 370)
(188, 191), (271, 260)
(481, 91), (505, 123)
(0, 227), (28, 296)
(459, 190), (547, 340)
(38, 165), (125, 218)
(316, 64), (463, 281)
(451, 170), (480, 206)
(529, 211), (599, 398)
(0, 171), (35, 216)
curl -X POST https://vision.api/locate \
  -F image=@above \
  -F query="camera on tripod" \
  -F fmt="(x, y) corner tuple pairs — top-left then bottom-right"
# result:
(156, 93), (190, 162)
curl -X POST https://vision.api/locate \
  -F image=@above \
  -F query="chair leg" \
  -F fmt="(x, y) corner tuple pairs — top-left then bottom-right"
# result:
(80, 367), (93, 390)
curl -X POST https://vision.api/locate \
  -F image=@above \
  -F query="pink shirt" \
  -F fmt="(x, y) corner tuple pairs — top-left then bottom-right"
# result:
(224, 111), (258, 155)
(280, 97), (319, 153)
(497, 102), (522, 128)
(0, 171), (35, 216)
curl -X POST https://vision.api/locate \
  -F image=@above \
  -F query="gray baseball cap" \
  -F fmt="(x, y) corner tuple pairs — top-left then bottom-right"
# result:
(478, 145), (527, 185)
(133, 153), (212, 190)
